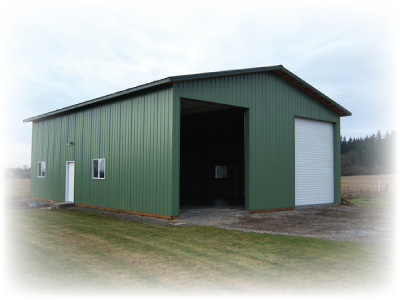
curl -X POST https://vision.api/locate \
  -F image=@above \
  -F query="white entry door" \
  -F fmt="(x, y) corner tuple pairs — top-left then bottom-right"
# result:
(66, 161), (75, 202)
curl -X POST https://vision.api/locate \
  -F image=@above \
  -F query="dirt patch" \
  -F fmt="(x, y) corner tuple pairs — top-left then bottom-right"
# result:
(174, 204), (395, 246)
(341, 196), (357, 206)
(341, 174), (396, 198)
(0, 197), (50, 211)
(7, 198), (34, 209)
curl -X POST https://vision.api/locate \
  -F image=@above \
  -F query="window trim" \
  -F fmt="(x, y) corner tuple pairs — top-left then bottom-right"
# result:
(37, 161), (46, 178)
(92, 158), (105, 179)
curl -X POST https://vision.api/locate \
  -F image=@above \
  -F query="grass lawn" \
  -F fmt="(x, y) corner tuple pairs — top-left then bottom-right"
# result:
(6, 208), (391, 295)
(346, 196), (395, 209)
(0, 178), (31, 198)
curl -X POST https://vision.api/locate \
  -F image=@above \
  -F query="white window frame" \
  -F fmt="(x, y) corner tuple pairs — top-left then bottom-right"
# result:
(37, 161), (46, 178)
(92, 158), (105, 179)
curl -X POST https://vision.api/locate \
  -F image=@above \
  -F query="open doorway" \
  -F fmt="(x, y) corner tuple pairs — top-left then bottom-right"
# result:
(180, 98), (246, 209)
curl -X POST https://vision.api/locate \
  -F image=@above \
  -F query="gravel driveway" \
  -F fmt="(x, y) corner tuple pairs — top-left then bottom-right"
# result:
(12, 199), (395, 246)
(176, 205), (395, 245)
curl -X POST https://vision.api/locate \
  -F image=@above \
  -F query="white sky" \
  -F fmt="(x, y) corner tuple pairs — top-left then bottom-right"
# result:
(1, 0), (399, 168)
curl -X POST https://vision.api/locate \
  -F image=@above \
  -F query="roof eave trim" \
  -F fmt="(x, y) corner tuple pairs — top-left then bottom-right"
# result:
(23, 64), (352, 122)
(23, 78), (172, 122)
(168, 65), (284, 82)
(273, 67), (352, 117)
(169, 65), (351, 117)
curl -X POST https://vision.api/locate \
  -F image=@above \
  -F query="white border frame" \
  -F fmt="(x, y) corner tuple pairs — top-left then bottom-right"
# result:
(92, 158), (106, 179)
(37, 161), (46, 178)
(65, 161), (75, 202)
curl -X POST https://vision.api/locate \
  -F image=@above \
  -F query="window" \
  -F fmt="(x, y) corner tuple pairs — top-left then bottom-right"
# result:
(38, 162), (46, 178)
(92, 159), (105, 179)
(215, 165), (227, 178)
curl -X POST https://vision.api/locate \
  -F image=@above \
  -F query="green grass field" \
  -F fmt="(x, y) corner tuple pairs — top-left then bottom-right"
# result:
(0, 178), (31, 198)
(347, 196), (395, 209)
(6, 208), (390, 294)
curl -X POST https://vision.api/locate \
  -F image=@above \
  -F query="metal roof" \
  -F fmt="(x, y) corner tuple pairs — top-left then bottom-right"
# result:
(23, 65), (351, 122)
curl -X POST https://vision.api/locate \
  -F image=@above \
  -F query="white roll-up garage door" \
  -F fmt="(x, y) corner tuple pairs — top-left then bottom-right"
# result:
(295, 118), (334, 206)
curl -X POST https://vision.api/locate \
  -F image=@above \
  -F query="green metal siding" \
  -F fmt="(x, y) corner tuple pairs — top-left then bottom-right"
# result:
(31, 86), (176, 216)
(31, 71), (342, 217)
(333, 122), (341, 204)
(173, 72), (341, 211)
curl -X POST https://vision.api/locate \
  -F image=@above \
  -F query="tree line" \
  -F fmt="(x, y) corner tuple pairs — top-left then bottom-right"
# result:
(341, 130), (397, 176)
(4, 166), (31, 178)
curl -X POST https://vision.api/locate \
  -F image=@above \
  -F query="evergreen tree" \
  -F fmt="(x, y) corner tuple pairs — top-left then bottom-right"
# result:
(341, 130), (396, 175)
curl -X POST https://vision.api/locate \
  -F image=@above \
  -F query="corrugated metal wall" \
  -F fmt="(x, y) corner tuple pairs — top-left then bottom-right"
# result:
(173, 72), (341, 212)
(31, 71), (341, 217)
(31, 86), (176, 216)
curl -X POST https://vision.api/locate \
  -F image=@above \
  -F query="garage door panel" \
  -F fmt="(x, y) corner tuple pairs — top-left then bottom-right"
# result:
(295, 118), (334, 206)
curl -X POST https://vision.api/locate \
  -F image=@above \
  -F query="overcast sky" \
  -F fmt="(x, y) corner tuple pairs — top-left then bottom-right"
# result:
(1, 0), (398, 168)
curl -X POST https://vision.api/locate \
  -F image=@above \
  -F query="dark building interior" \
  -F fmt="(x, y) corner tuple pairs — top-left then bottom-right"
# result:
(180, 98), (246, 208)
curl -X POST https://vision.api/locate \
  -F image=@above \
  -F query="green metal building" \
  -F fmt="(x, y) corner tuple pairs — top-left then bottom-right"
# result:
(24, 65), (351, 219)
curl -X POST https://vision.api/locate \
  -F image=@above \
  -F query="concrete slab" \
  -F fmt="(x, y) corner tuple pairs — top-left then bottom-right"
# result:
(295, 203), (339, 210)
(179, 206), (248, 219)
(51, 202), (74, 208)
(19, 199), (74, 208)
